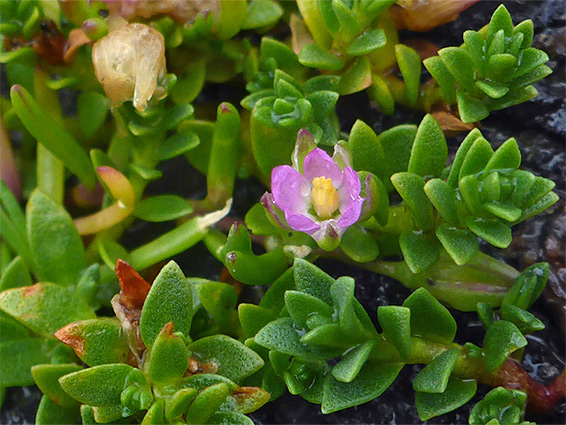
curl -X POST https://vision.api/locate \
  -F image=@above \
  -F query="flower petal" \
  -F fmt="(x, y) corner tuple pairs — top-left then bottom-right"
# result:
(338, 166), (362, 204)
(286, 213), (320, 235)
(260, 192), (291, 230)
(303, 148), (343, 185)
(337, 197), (365, 228)
(271, 165), (310, 213)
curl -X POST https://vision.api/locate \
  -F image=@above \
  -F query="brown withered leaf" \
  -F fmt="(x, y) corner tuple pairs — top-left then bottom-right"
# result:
(109, 260), (152, 360)
(33, 21), (67, 66)
(404, 40), (439, 61)
(290, 14), (314, 56)
(54, 324), (85, 357)
(64, 28), (91, 63)
(220, 267), (242, 296)
(392, 0), (480, 32)
(115, 259), (151, 310)
(185, 357), (219, 377)
(431, 110), (476, 137)
(232, 386), (271, 414)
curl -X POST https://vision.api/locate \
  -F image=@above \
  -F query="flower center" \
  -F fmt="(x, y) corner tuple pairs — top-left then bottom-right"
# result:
(311, 177), (340, 219)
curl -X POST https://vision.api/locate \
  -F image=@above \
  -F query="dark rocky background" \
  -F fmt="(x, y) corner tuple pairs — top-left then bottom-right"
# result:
(1, 0), (564, 424)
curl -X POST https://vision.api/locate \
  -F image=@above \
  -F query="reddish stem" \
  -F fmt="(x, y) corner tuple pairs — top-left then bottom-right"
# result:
(484, 358), (566, 414)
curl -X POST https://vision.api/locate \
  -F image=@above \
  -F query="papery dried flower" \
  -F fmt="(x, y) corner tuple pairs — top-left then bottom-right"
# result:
(263, 131), (365, 250)
(103, 0), (219, 24)
(92, 23), (167, 111)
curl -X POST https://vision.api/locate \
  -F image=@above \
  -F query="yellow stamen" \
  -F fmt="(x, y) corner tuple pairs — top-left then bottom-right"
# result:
(311, 177), (340, 219)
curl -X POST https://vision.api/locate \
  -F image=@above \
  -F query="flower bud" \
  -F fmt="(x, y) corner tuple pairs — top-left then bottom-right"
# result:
(92, 23), (167, 111)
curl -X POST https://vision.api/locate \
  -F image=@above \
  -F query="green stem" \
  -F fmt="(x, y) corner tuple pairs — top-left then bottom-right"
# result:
(37, 144), (64, 204)
(370, 336), (565, 413)
(319, 250), (519, 311)
(369, 252), (518, 311)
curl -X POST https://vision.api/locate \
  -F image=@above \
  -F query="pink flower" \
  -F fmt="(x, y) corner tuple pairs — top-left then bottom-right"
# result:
(262, 131), (365, 250)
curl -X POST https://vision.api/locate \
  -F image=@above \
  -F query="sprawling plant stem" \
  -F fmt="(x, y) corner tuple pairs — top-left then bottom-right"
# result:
(319, 249), (518, 311)
(407, 338), (566, 414)
(366, 252), (519, 311)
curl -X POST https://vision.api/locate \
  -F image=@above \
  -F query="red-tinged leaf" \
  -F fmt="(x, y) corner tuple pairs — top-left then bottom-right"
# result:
(232, 386), (270, 414)
(115, 259), (151, 310)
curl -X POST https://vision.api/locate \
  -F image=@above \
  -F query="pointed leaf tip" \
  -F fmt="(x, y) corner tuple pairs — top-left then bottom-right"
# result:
(115, 259), (151, 310)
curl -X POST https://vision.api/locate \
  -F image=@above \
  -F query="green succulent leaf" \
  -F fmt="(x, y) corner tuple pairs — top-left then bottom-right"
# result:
(413, 348), (459, 393)
(395, 44), (422, 106)
(0, 312), (31, 341)
(457, 90), (490, 123)
(331, 339), (376, 383)
(75, 264), (101, 308)
(35, 395), (80, 425)
(242, 0), (283, 30)
(139, 261), (194, 348)
(402, 288), (457, 344)
(377, 306), (411, 360)
(91, 405), (125, 423)
(483, 320), (527, 372)
(469, 387), (527, 425)
(0, 256), (32, 292)
(238, 304), (278, 338)
(391, 172), (434, 231)
(415, 377), (477, 421)
(340, 225), (380, 263)
(377, 124), (417, 187)
(0, 283), (95, 338)
(331, 276), (376, 339)
(55, 319), (129, 366)
(59, 363), (133, 407)
(209, 411), (254, 425)
(435, 224), (479, 266)
(186, 383), (229, 424)
(140, 400), (164, 425)
(465, 217), (512, 249)
(158, 131), (200, 161)
(502, 263), (548, 310)
(259, 268), (295, 312)
(424, 56), (457, 104)
(148, 323), (190, 384)
(484, 138), (521, 173)
(369, 75), (395, 115)
(0, 339), (56, 387)
(299, 44), (344, 71)
(195, 280), (239, 334)
(321, 361), (403, 414)
(399, 231), (441, 274)
(424, 179), (461, 226)
(189, 335), (264, 382)
(338, 57), (372, 95)
(438, 47), (476, 93)
(77, 91), (110, 139)
(500, 304), (544, 334)
(347, 29), (386, 56)
(10, 86), (96, 187)
(134, 195), (193, 222)
(285, 291), (334, 330)
(349, 120), (386, 183)
(26, 190), (86, 286)
(165, 388), (197, 422)
(255, 317), (340, 361)
(32, 363), (83, 408)
(293, 259), (335, 305)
